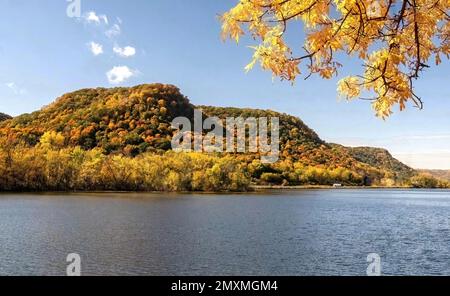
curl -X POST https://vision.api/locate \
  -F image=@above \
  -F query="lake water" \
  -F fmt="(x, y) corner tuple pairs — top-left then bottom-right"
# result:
(0, 189), (449, 276)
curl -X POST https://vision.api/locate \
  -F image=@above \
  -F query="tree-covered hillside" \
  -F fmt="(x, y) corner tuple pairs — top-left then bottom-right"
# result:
(0, 112), (11, 122)
(332, 145), (415, 184)
(0, 83), (444, 191)
(200, 106), (418, 186)
(1, 84), (194, 155)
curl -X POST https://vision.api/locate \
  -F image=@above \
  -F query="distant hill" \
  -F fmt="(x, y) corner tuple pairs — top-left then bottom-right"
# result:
(0, 112), (12, 122)
(343, 146), (414, 182)
(0, 83), (426, 188)
(419, 170), (450, 181)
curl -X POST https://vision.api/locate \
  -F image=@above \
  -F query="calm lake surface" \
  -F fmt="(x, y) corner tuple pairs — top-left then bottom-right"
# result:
(0, 189), (449, 276)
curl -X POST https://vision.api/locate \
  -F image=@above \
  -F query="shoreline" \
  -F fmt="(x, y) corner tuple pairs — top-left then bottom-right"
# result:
(0, 186), (446, 195)
(250, 185), (413, 190)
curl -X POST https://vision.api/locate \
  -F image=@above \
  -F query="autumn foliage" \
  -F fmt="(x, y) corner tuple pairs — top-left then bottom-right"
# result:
(0, 84), (193, 155)
(221, 0), (449, 117)
(0, 112), (11, 122)
(0, 145), (250, 192)
(0, 84), (445, 191)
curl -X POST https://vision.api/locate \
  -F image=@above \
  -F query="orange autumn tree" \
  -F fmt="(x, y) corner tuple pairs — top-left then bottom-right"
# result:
(221, 0), (449, 117)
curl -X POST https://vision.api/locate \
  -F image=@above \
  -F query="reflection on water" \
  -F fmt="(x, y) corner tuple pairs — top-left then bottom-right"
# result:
(0, 189), (449, 275)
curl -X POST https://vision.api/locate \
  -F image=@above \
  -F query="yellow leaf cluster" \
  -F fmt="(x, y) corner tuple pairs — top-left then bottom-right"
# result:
(221, 0), (450, 117)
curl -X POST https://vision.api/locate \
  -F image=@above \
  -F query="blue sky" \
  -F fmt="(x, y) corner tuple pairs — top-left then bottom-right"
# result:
(0, 0), (449, 169)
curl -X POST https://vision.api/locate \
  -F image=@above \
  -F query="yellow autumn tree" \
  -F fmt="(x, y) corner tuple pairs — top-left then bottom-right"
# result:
(221, 0), (449, 117)
(39, 131), (65, 149)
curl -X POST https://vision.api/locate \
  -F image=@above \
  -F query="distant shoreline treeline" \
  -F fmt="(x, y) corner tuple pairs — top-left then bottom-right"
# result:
(0, 144), (447, 192)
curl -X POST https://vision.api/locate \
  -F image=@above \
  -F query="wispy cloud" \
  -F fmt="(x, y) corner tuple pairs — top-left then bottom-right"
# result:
(106, 66), (138, 84)
(87, 42), (103, 56)
(327, 135), (450, 169)
(113, 45), (136, 57)
(397, 134), (450, 141)
(5, 82), (27, 95)
(84, 11), (108, 25)
(105, 24), (121, 39)
(328, 134), (450, 149)
(394, 152), (450, 170)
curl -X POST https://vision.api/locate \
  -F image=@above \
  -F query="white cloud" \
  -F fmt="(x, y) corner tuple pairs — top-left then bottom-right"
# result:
(113, 45), (136, 57)
(88, 42), (103, 56)
(5, 82), (27, 95)
(105, 24), (121, 39)
(106, 66), (138, 84)
(84, 11), (108, 25)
